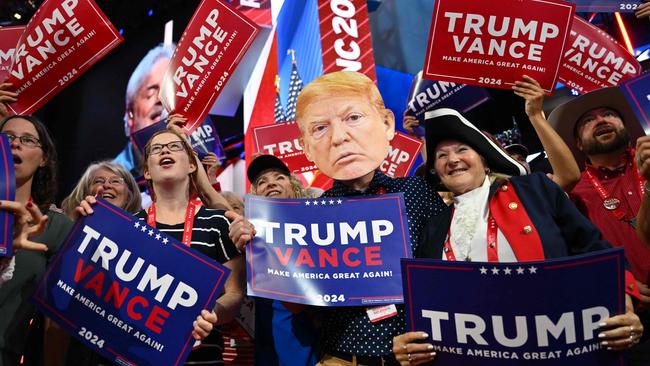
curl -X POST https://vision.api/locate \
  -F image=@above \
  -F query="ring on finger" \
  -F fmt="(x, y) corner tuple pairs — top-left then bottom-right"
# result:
(402, 344), (407, 352)
(407, 353), (412, 361)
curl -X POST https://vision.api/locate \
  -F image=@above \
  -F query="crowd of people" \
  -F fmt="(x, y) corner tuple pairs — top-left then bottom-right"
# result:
(0, 20), (649, 366)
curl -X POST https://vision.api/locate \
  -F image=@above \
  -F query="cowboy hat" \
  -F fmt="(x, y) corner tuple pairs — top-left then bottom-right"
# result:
(547, 87), (645, 165)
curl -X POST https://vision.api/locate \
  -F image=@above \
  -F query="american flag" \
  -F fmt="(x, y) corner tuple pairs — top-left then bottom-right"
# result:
(274, 75), (287, 123)
(284, 49), (303, 122)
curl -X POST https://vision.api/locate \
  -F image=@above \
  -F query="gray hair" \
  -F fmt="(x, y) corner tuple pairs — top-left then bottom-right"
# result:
(62, 161), (142, 217)
(123, 43), (175, 136)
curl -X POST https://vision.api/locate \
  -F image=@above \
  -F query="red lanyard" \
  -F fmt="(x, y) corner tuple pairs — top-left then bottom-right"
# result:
(584, 154), (644, 222)
(146, 201), (198, 246)
(443, 208), (499, 262)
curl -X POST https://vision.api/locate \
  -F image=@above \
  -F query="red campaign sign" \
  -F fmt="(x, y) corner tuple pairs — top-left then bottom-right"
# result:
(559, 16), (640, 94)
(231, 0), (272, 27)
(423, 0), (575, 93)
(5, 0), (122, 115)
(160, 0), (260, 135)
(379, 132), (423, 178)
(317, 0), (376, 81)
(0, 26), (25, 82)
(253, 121), (318, 174)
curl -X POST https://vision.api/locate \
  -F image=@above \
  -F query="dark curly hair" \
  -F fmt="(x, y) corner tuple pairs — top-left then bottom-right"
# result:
(0, 115), (58, 212)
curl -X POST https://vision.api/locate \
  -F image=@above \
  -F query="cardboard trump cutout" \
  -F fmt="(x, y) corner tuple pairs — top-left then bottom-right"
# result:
(296, 71), (396, 181)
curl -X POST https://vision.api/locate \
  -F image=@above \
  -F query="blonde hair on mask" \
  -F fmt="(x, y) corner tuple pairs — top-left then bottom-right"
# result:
(295, 71), (386, 131)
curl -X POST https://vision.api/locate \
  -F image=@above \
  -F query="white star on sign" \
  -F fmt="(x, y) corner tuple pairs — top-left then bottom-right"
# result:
(148, 229), (154, 236)
(134, 222), (140, 228)
(329, 200), (334, 205)
(155, 234), (161, 240)
(313, 200), (319, 206)
(516, 267), (525, 274)
(162, 238), (169, 244)
(479, 267), (488, 274)
(141, 226), (147, 232)
(337, 199), (342, 204)
(305, 201), (311, 206)
(503, 268), (512, 275)
(529, 266), (538, 274)
(491, 267), (500, 275)
(321, 200), (327, 205)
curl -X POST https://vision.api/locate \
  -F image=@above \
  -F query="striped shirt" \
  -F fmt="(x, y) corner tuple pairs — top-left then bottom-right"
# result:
(135, 206), (240, 365)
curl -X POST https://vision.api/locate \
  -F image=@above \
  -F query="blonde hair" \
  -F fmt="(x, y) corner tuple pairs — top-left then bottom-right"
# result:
(143, 129), (198, 201)
(249, 170), (307, 198)
(62, 161), (142, 217)
(295, 71), (386, 130)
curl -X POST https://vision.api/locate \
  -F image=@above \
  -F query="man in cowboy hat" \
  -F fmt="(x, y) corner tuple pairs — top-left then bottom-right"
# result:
(548, 86), (650, 365)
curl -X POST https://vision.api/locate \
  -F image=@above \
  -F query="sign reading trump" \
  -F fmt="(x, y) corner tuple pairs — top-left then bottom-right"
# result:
(559, 16), (640, 94)
(33, 199), (230, 366)
(5, 0), (122, 114)
(246, 193), (411, 306)
(402, 248), (625, 366)
(423, 0), (575, 93)
(159, 0), (259, 134)
(0, 26), (25, 82)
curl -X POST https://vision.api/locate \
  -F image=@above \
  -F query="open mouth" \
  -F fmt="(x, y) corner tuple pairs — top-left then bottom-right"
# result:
(448, 168), (468, 176)
(150, 109), (163, 123)
(265, 190), (282, 197)
(12, 154), (22, 165)
(594, 126), (615, 137)
(102, 192), (116, 200)
(160, 157), (175, 167)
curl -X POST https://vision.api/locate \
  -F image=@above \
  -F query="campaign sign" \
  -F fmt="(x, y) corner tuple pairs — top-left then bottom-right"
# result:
(406, 71), (490, 136)
(621, 73), (650, 131)
(246, 193), (411, 306)
(402, 248), (625, 366)
(0, 26), (25, 82)
(253, 121), (317, 174)
(32, 198), (230, 366)
(317, 0), (377, 81)
(0, 135), (15, 256)
(567, 0), (641, 12)
(379, 132), (422, 178)
(159, 0), (260, 134)
(228, 0), (272, 27)
(5, 0), (122, 115)
(423, 0), (575, 93)
(559, 16), (640, 94)
(132, 118), (226, 160)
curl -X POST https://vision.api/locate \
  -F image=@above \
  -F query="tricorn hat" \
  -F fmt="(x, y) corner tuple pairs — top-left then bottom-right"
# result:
(425, 108), (528, 187)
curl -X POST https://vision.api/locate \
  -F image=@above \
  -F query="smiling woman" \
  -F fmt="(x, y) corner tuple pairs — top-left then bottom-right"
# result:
(61, 160), (142, 217)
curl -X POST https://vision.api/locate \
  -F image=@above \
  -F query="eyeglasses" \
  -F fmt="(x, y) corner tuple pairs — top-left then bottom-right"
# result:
(6, 134), (41, 148)
(148, 141), (185, 155)
(91, 177), (125, 186)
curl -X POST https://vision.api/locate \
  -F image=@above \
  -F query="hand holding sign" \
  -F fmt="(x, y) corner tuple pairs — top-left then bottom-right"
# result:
(636, 0), (650, 18)
(392, 331), (436, 365)
(598, 295), (643, 350)
(512, 75), (546, 122)
(636, 136), (650, 181)
(226, 210), (255, 252)
(0, 83), (17, 120)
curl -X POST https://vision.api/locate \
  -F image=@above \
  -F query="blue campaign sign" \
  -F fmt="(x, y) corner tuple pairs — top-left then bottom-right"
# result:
(567, 0), (640, 12)
(621, 73), (650, 132)
(402, 248), (625, 366)
(0, 134), (15, 256)
(246, 193), (412, 306)
(405, 71), (489, 136)
(32, 199), (230, 366)
(131, 117), (225, 160)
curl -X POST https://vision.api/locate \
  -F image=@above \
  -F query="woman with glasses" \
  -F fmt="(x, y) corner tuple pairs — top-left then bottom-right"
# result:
(76, 121), (243, 365)
(62, 161), (142, 217)
(0, 114), (74, 365)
